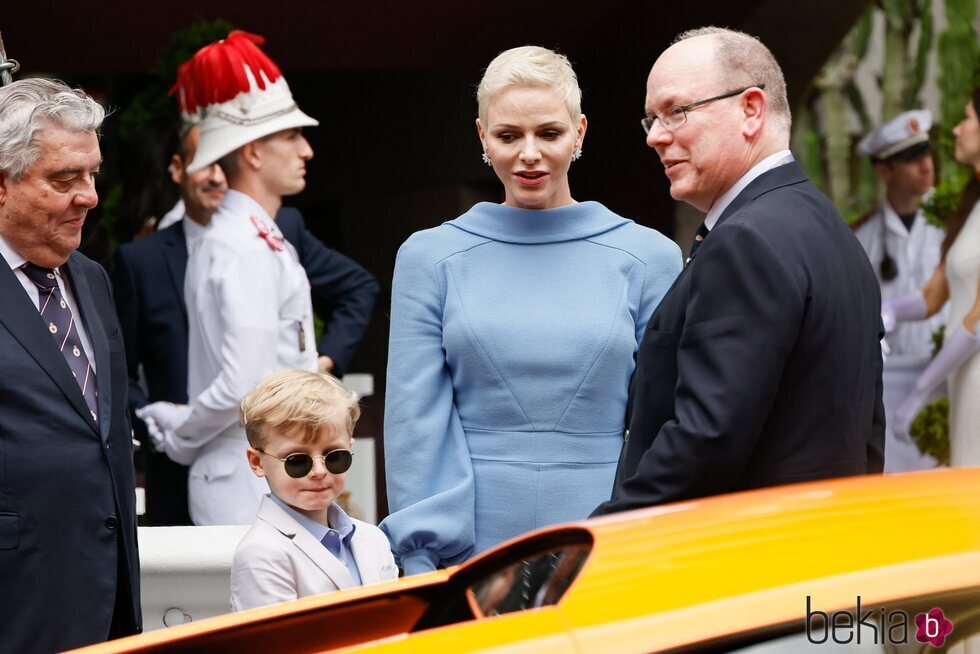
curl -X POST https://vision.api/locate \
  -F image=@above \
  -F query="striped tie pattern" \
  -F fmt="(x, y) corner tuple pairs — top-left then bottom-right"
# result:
(21, 263), (99, 423)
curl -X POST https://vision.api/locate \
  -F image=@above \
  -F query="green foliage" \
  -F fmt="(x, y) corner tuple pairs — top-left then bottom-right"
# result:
(845, 82), (873, 134)
(117, 19), (235, 143)
(931, 323), (946, 357)
(792, 95), (827, 191)
(935, 0), (978, 179)
(910, 396), (949, 465)
(314, 313), (325, 345)
(907, 0), (933, 108)
(851, 8), (874, 60)
(921, 166), (972, 226)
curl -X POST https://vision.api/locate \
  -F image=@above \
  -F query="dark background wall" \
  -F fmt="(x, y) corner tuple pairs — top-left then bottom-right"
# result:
(1, 2), (869, 490)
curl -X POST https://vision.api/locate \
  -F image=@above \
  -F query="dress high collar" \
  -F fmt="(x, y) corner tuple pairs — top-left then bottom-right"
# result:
(447, 201), (630, 244)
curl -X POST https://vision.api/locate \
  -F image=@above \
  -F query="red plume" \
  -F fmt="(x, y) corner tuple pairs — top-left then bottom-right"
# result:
(170, 31), (284, 115)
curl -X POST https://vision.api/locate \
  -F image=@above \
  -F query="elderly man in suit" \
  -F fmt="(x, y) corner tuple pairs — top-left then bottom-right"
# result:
(113, 123), (378, 525)
(0, 79), (141, 651)
(594, 27), (885, 516)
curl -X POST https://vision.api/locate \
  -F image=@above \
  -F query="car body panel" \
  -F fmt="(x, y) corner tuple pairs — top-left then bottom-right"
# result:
(73, 469), (980, 653)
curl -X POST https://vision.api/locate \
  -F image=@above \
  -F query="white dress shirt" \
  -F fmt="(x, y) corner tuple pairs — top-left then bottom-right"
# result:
(157, 199), (186, 231)
(704, 149), (794, 231)
(0, 233), (96, 371)
(181, 211), (208, 252)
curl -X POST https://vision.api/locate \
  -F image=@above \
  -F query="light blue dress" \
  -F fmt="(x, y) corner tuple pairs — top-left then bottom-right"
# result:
(380, 201), (682, 575)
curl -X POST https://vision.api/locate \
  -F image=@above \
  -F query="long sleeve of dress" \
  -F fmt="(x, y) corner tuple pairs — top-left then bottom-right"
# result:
(380, 237), (476, 575)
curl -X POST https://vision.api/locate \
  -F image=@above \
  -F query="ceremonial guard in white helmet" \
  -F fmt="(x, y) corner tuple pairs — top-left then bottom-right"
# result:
(138, 31), (320, 525)
(853, 110), (947, 471)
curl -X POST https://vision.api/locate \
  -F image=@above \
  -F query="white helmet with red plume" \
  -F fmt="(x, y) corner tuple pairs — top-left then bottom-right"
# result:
(171, 30), (318, 173)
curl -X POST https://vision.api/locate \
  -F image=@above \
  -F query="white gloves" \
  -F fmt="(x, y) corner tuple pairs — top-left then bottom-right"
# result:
(136, 402), (194, 465)
(881, 293), (927, 333)
(893, 325), (980, 440)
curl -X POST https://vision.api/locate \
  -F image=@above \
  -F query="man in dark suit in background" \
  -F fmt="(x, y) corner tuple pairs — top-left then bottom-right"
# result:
(0, 78), (141, 651)
(594, 27), (885, 517)
(113, 123), (378, 525)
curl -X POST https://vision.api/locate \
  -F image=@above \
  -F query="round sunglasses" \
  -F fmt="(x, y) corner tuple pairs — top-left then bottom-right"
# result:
(257, 448), (353, 478)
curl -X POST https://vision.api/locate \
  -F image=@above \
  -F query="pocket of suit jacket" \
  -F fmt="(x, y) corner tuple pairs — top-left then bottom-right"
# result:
(0, 512), (21, 549)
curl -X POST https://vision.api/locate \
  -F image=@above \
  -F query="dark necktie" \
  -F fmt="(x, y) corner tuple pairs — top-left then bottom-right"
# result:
(21, 263), (99, 422)
(687, 222), (710, 264)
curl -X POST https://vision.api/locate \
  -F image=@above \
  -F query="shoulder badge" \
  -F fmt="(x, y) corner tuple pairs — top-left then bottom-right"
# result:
(250, 215), (285, 252)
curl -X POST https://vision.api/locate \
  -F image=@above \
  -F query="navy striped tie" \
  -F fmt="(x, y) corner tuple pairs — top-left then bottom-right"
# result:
(21, 263), (99, 423)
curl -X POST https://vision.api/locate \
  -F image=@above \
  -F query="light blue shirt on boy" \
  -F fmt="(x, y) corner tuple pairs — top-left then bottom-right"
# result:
(268, 494), (361, 584)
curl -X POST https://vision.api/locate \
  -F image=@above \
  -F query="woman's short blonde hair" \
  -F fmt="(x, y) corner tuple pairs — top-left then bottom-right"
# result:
(240, 369), (361, 448)
(477, 45), (582, 126)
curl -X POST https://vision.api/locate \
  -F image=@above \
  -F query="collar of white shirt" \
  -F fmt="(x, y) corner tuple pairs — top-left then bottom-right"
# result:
(217, 189), (281, 234)
(182, 212), (208, 244)
(704, 149), (794, 231)
(0, 232), (28, 271)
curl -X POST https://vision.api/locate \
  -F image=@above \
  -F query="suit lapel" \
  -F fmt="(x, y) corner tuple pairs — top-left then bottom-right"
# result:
(715, 161), (808, 229)
(258, 498), (356, 590)
(349, 530), (381, 585)
(64, 256), (111, 442)
(0, 261), (98, 434)
(163, 222), (188, 319)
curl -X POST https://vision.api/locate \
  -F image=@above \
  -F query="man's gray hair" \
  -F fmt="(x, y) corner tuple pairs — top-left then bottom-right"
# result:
(674, 26), (792, 136)
(0, 78), (105, 180)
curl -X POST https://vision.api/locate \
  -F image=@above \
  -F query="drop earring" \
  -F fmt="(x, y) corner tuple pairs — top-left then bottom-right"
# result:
(572, 148), (583, 162)
(482, 152), (492, 166)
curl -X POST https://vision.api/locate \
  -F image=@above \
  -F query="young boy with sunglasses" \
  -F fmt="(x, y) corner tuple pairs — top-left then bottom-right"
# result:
(231, 369), (398, 611)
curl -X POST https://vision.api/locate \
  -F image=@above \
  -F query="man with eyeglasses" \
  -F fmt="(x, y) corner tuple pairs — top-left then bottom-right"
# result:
(594, 27), (885, 516)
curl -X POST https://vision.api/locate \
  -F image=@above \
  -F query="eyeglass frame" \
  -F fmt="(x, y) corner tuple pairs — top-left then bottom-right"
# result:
(641, 83), (766, 134)
(255, 447), (354, 478)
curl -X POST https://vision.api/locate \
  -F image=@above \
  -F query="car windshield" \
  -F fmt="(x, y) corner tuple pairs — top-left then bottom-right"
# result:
(467, 544), (591, 617)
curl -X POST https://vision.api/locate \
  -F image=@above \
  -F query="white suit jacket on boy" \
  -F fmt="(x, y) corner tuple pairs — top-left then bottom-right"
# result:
(231, 496), (398, 612)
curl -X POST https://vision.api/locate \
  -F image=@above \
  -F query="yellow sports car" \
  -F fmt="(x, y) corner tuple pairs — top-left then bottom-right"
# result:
(75, 469), (980, 653)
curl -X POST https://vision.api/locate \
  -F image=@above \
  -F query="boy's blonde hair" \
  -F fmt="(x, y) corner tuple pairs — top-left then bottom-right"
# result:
(240, 369), (361, 448)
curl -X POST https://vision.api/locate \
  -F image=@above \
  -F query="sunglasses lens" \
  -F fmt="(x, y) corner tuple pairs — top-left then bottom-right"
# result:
(283, 453), (314, 478)
(326, 449), (353, 474)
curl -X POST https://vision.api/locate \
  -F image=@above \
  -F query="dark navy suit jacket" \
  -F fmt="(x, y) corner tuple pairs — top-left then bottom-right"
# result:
(595, 162), (885, 515)
(112, 207), (378, 524)
(0, 251), (141, 652)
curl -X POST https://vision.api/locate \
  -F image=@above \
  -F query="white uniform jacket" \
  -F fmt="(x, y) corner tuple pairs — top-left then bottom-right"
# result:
(854, 201), (947, 471)
(853, 201), (947, 359)
(230, 497), (399, 612)
(176, 190), (318, 525)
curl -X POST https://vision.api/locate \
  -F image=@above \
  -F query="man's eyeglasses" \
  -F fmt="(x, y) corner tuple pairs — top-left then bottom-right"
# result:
(641, 84), (765, 134)
(257, 448), (354, 478)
